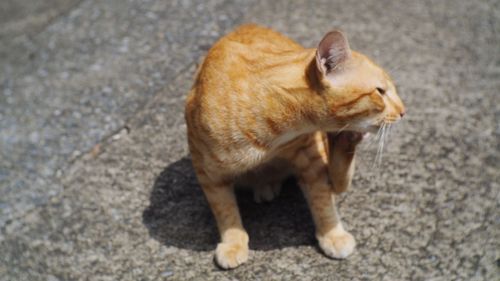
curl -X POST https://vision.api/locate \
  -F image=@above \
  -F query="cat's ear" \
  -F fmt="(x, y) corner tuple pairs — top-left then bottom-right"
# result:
(316, 30), (351, 75)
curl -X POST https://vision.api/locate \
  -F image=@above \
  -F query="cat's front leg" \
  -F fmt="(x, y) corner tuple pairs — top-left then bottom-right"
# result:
(292, 142), (356, 259)
(197, 173), (249, 269)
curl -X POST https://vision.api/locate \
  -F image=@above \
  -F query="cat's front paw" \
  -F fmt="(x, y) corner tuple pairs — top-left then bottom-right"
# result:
(215, 242), (249, 269)
(317, 225), (356, 259)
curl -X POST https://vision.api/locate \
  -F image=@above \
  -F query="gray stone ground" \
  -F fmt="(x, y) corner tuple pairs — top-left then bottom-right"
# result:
(1, 0), (499, 280)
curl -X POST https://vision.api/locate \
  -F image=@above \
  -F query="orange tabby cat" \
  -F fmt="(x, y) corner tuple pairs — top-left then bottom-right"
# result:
(185, 24), (405, 269)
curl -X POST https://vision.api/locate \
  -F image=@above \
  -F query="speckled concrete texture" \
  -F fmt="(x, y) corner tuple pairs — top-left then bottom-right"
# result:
(1, 0), (499, 280)
(0, 0), (247, 228)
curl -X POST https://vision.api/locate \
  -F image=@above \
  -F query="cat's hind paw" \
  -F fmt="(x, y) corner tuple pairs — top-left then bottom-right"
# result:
(215, 242), (249, 269)
(253, 183), (281, 203)
(317, 224), (356, 259)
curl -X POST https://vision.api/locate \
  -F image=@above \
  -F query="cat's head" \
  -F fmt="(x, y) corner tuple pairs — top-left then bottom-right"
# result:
(314, 30), (405, 133)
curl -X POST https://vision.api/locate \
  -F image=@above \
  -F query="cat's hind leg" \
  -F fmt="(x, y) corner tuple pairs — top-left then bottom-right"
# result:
(253, 182), (282, 203)
(236, 158), (291, 203)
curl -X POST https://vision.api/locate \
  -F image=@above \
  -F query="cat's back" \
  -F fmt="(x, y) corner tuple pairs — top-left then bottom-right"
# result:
(198, 24), (303, 76)
(221, 24), (303, 52)
(186, 24), (304, 122)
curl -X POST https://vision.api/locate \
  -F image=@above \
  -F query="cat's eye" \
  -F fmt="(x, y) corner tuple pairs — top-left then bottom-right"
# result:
(376, 87), (386, 95)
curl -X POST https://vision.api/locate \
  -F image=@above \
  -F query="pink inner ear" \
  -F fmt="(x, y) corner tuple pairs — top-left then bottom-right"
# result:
(317, 31), (351, 73)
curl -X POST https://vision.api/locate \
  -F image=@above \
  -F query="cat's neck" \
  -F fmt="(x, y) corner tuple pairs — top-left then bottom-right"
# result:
(251, 49), (331, 147)
(254, 48), (320, 95)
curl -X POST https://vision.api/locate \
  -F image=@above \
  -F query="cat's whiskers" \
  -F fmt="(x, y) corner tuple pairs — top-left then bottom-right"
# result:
(366, 122), (383, 146)
(388, 65), (402, 73)
(373, 123), (387, 167)
(334, 123), (350, 135)
(376, 123), (387, 166)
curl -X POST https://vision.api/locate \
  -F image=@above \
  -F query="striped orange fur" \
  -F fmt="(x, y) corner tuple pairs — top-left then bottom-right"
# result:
(185, 24), (405, 269)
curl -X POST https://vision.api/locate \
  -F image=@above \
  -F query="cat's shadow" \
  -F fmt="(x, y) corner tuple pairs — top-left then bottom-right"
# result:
(142, 157), (315, 251)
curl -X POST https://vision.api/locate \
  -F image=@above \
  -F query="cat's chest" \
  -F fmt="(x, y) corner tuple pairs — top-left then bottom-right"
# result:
(259, 134), (315, 164)
(212, 132), (316, 177)
(273, 134), (314, 156)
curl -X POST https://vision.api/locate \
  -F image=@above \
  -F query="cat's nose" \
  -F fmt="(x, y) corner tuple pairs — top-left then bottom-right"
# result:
(400, 111), (405, 118)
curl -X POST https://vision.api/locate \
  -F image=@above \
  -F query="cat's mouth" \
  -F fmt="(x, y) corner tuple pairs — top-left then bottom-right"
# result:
(367, 118), (401, 133)
(334, 121), (394, 135)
